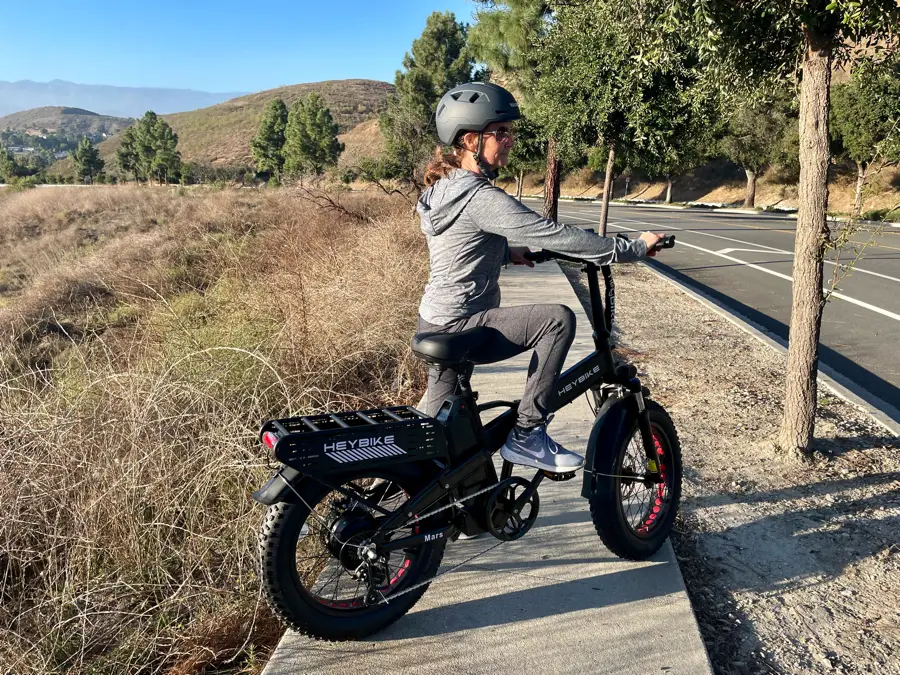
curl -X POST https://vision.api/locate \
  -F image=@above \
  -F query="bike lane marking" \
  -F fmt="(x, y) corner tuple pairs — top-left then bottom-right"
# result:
(557, 210), (900, 323)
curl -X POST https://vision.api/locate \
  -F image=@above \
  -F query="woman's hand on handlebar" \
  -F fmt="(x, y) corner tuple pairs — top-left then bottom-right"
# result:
(509, 246), (535, 268)
(639, 232), (665, 257)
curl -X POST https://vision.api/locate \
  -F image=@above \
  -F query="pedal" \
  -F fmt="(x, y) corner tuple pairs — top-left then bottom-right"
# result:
(542, 470), (577, 482)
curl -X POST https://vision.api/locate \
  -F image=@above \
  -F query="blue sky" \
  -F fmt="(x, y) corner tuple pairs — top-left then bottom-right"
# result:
(0, 0), (478, 92)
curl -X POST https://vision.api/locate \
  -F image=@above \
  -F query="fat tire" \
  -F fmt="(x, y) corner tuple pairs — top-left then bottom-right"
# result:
(258, 472), (446, 641)
(589, 400), (682, 560)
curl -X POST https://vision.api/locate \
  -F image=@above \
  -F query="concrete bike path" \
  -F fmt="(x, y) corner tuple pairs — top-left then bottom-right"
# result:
(263, 261), (712, 675)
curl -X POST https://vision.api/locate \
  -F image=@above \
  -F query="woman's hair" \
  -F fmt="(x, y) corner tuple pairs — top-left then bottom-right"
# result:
(423, 145), (463, 187)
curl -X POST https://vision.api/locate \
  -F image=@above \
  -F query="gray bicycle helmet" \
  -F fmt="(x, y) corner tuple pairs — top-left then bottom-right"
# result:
(435, 82), (521, 146)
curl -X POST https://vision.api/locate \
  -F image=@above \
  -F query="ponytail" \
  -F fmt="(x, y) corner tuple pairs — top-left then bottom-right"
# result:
(423, 145), (462, 187)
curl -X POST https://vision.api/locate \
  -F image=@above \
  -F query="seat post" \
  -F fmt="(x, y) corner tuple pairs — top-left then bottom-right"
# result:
(456, 361), (476, 400)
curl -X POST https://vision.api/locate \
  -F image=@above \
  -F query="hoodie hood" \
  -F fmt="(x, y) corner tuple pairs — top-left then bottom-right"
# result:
(417, 169), (489, 236)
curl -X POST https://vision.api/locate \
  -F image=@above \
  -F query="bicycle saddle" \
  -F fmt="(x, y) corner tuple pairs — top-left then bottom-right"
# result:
(411, 327), (492, 366)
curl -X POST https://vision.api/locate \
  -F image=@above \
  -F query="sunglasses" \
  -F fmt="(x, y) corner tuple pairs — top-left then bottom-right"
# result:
(482, 128), (515, 142)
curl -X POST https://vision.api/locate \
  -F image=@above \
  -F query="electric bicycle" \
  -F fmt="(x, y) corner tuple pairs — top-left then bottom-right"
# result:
(253, 236), (682, 640)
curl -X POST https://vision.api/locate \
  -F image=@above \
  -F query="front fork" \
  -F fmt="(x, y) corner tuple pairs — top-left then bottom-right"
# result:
(595, 383), (663, 484)
(634, 389), (663, 482)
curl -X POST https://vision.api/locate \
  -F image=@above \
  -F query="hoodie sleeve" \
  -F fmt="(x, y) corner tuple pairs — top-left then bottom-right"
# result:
(465, 184), (647, 264)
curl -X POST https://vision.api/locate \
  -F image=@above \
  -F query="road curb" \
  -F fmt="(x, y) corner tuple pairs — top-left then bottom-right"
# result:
(521, 194), (898, 227)
(642, 261), (900, 437)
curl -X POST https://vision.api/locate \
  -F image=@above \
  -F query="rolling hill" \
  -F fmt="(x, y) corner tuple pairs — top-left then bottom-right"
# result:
(0, 107), (132, 137)
(53, 79), (393, 173)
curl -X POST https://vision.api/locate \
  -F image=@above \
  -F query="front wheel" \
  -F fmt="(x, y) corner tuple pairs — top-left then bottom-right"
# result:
(258, 469), (446, 641)
(589, 400), (682, 560)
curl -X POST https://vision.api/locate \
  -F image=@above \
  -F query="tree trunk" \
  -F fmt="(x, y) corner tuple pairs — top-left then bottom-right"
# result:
(744, 169), (757, 208)
(624, 176), (630, 199)
(665, 178), (673, 204)
(600, 144), (616, 236)
(543, 137), (561, 221)
(515, 169), (524, 201)
(853, 161), (867, 218)
(778, 26), (833, 457)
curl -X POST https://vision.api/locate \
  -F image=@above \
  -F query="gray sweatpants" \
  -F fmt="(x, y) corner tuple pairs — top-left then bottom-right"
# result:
(418, 304), (576, 428)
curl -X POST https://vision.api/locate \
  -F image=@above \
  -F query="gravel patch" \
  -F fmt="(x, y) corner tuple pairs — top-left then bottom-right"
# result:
(559, 261), (900, 675)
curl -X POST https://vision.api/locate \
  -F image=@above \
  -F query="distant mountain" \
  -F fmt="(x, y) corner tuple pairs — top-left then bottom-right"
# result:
(0, 107), (132, 136)
(0, 80), (246, 118)
(51, 79), (393, 174)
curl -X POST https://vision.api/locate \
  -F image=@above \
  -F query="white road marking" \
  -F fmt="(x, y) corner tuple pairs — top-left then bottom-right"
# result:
(559, 210), (900, 286)
(717, 248), (793, 256)
(558, 211), (900, 323)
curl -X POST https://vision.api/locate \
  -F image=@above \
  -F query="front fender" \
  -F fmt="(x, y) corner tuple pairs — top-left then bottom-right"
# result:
(581, 393), (636, 498)
(253, 466), (304, 505)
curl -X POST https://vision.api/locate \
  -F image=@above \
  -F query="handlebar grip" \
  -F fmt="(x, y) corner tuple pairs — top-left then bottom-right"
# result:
(523, 250), (552, 264)
(654, 235), (676, 250)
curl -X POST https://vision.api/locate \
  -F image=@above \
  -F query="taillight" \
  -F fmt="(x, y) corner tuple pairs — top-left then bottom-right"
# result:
(262, 431), (279, 450)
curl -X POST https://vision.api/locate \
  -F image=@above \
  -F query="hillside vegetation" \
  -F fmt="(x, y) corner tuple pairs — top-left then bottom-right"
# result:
(0, 107), (132, 137)
(0, 185), (427, 673)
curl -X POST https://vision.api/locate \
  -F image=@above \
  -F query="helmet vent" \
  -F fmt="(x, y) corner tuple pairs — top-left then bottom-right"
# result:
(467, 92), (482, 103)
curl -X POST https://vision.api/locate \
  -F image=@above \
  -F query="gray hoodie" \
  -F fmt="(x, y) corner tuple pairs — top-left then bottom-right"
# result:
(417, 168), (648, 325)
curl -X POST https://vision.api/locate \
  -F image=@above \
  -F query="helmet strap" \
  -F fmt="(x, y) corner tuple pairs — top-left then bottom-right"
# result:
(474, 132), (497, 180)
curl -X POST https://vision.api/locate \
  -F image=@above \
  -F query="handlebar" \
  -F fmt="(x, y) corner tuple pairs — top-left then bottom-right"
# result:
(523, 234), (675, 265)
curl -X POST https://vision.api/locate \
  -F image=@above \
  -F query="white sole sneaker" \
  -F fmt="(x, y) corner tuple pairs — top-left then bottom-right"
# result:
(499, 446), (585, 474)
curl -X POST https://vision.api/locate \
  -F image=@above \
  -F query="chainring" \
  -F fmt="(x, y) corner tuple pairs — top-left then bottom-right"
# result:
(484, 476), (540, 541)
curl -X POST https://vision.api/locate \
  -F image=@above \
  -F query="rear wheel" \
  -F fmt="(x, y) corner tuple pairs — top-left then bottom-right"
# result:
(589, 401), (682, 560)
(258, 469), (445, 641)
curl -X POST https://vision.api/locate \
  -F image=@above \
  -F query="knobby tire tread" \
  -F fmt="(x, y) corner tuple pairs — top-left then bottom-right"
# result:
(588, 401), (682, 561)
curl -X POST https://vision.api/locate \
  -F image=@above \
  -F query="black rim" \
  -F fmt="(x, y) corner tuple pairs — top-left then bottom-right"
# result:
(615, 425), (673, 538)
(291, 476), (423, 610)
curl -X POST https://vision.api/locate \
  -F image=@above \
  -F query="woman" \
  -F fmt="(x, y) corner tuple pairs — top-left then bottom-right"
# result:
(417, 81), (663, 474)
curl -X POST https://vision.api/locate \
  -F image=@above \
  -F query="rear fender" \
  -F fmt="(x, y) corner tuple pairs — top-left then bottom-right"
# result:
(581, 393), (636, 498)
(253, 466), (304, 505)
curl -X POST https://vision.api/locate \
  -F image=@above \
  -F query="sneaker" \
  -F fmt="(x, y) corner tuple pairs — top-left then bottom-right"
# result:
(500, 422), (585, 473)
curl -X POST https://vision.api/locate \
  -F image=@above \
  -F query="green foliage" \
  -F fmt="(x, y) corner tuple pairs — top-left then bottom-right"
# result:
(250, 98), (288, 179)
(116, 127), (139, 181)
(534, 0), (716, 181)
(117, 112), (182, 184)
(670, 1), (900, 83)
(831, 56), (900, 167)
(469, 0), (550, 97)
(0, 147), (15, 182)
(719, 90), (797, 174)
(378, 11), (475, 187)
(283, 93), (344, 177)
(71, 136), (105, 184)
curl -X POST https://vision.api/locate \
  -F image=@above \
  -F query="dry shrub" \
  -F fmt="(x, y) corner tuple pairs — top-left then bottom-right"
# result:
(0, 186), (428, 673)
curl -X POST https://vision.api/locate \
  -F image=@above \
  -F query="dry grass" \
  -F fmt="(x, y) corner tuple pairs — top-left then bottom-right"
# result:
(0, 185), (429, 673)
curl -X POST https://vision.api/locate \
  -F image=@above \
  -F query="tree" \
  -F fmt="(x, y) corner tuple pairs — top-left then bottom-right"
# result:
(831, 56), (900, 217)
(134, 111), (161, 183)
(251, 98), (288, 181)
(71, 137), (104, 184)
(0, 147), (16, 182)
(379, 11), (475, 189)
(534, 0), (712, 232)
(150, 118), (181, 184)
(470, 1), (559, 217)
(720, 91), (798, 207)
(671, 0), (900, 456)
(283, 93), (344, 179)
(116, 127), (139, 182)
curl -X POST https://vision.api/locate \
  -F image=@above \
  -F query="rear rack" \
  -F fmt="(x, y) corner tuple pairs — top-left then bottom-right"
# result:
(260, 406), (448, 474)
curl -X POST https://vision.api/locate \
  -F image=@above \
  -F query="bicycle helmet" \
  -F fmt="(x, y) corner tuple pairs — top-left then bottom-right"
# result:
(435, 82), (521, 179)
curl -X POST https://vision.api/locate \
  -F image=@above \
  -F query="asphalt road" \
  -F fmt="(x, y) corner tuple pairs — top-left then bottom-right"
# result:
(529, 199), (900, 425)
